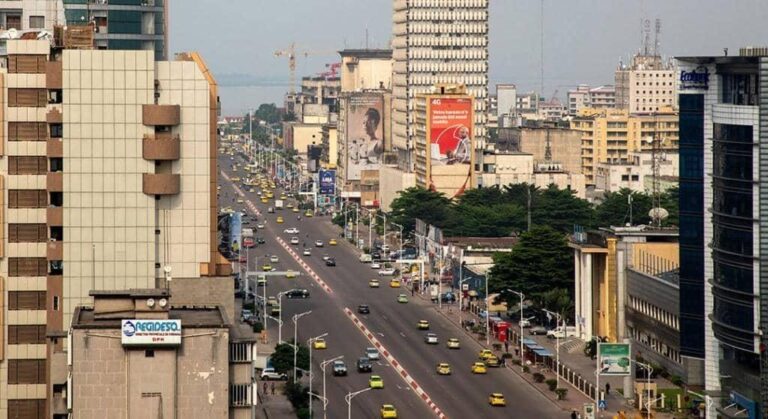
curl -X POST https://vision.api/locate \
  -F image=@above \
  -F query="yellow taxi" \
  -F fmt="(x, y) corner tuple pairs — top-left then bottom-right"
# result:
(478, 349), (494, 360)
(369, 375), (384, 389)
(486, 355), (501, 367)
(489, 393), (506, 407)
(261, 264), (272, 272)
(280, 194), (287, 200)
(287, 202), (294, 209)
(313, 338), (327, 350)
(266, 193), (274, 199)
(276, 216), (284, 224)
(231, 177), (241, 182)
(292, 207), (300, 213)
(368, 279), (380, 288)
(417, 320), (429, 330)
(285, 270), (297, 279)
(380, 405), (397, 419)
(237, 198), (244, 204)
(471, 362), (487, 374)
(447, 338), (461, 349)
(304, 210), (313, 217)
(389, 278), (401, 288)
(261, 197), (269, 204)
(329, 239), (337, 246)
(436, 363), (452, 375)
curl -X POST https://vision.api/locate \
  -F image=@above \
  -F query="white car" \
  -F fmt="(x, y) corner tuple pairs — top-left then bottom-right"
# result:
(256, 223), (265, 229)
(424, 333), (439, 344)
(284, 227), (299, 234)
(370, 262), (381, 269)
(290, 237), (299, 245)
(315, 240), (324, 247)
(365, 347), (380, 360)
(378, 268), (396, 276)
(322, 254), (331, 261)
(260, 368), (287, 380)
(269, 255), (279, 263)
(303, 248), (311, 256)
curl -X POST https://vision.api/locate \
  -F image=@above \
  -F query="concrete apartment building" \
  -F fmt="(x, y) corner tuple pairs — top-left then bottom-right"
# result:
(570, 107), (679, 185)
(0, 37), (228, 418)
(676, 48), (768, 418)
(616, 52), (677, 114)
(567, 84), (616, 115)
(0, 0), (62, 32)
(594, 151), (678, 195)
(391, 0), (489, 166)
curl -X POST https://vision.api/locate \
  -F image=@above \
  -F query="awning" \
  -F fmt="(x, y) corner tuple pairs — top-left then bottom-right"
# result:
(522, 338), (537, 345)
(533, 348), (554, 357)
(526, 344), (544, 350)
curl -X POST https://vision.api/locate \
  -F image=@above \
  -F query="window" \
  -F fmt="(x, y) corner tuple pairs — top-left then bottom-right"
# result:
(8, 156), (47, 175)
(8, 291), (46, 310)
(8, 224), (47, 243)
(8, 399), (45, 419)
(8, 258), (48, 277)
(8, 122), (47, 141)
(53, 296), (59, 311)
(50, 124), (63, 138)
(6, 15), (21, 30)
(8, 190), (47, 208)
(28, 16), (45, 29)
(8, 359), (46, 384)
(8, 325), (46, 345)
(7, 55), (46, 74)
(8, 89), (47, 107)
(722, 73), (759, 106)
(230, 384), (252, 407)
(230, 342), (253, 363)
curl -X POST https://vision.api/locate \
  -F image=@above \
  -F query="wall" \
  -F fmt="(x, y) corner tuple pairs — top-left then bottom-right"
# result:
(517, 128), (583, 175)
(378, 166), (415, 212)
(169, 277), (235, 324)
(288, 124), (323, 155)
(341, 55), (392, 92)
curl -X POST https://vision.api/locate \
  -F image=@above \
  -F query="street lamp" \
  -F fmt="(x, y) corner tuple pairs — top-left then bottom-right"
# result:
(485, 270), (491, 346)
(631, 359), (654, 418)
(320, 355), (343, 419)
(307, 333), (328, 419)
(277, 290), (289, 343)
(345, 387), (373, 419)
(507, 289), (525, 370)
(292, 310), (312, 382)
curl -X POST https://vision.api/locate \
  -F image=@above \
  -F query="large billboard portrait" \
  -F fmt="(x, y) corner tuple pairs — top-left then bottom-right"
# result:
(427, 97), (473, 197)
(346, 94), (384, 180)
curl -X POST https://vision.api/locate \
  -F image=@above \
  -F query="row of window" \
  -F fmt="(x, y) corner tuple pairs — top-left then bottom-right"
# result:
(628, 295), (679, 331)
(628, 326), (682, 364)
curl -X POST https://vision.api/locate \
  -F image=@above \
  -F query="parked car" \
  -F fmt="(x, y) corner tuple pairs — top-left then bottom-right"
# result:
(529, 326), (548, 336)
(332, 360), (347, 376)
(260, 368), (287, 380)
(547, 326), (577, 339)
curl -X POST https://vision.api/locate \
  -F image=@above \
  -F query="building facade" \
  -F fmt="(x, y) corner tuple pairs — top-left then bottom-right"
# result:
(677, 49), (767, 419)
(594, 151), (678, 194)
(616, 53), (677, 114)
(0, 0), (62, 31)
(62, 0), (168, 60)
(0, 38), (224, 419)
(568, 84), (616, 115)
(391, 0), (489, 167)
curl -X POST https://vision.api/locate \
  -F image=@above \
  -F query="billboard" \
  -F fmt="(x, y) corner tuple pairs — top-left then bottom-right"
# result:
(121, 319), (182, 346)
(346, 94), (384, 180)
(319, 169), (336, 195)
(229, 212), (242, 255)
(427, 97), (473, 197)
(597, 343), (631, 376)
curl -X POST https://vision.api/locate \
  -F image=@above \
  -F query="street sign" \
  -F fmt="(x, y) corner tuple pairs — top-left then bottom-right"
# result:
(597, 343), (631, 376)
(583, 402), (596, 419)
(598, 399), (606, 410)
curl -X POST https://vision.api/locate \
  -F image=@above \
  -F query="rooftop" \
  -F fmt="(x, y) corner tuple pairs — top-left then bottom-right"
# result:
(339, 49), (392, 59)
(72, 306), (229, 330)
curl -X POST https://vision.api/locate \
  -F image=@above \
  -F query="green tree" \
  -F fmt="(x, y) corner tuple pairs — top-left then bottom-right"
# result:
(595, 188), (653, 228)
(455, 185), (509, 207)
(389, 187), (452, 234)
(270, 340), (309, 375)
(254, 103), (281, 124)
(660, 186), (679, 226)
(537, 288), (574, 322)
(532, 185), (594, 232)
(489, 226), (573, 304)
(446, 203), (525, 237)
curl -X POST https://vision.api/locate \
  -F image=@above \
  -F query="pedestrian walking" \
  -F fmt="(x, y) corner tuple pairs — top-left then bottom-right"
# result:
(605, 382), (611, 395)
(504, 341), (509, 353)
(571, 410), (578, 419)
(271, 382), (276, 395)
(263, 382), (268, 397)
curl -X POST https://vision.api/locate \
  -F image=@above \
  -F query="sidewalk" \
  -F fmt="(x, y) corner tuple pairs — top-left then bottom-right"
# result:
(255, 382), (295, 419)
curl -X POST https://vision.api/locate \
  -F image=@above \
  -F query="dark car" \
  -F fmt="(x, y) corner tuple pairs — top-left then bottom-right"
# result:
(372, 251), (382, 260)
(256, 237), (266, 244)
(285, 288), (310, 299)
(332, 360), (347, 376)
(431, 292), (456, 303)
(358, 304), (370, 314)
(325, 258), (336, 267)
(529, 326), (548, 335)
(356, 357), (372, 373)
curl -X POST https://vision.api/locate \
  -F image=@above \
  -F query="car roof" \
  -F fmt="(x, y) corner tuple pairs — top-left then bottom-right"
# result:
(491, 393), (504, 397)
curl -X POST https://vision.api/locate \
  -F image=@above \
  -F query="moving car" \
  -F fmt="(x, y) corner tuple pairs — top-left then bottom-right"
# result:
(286, 288), (310, 299)
(261, 264), (272, 272)
(357, 357), (372, 373)
(471, 362), (487, 374)
(270, 305), (280, 316)
(325, 258), (336, 266)
(256, 277), (267, 287)
(284, 227), (299, 234)
(478, 349), (494, 360)
(315, 240), (324, 247)
(322, 254), (332, 261)
(257, 237), (266, 244)
(256, 223), (265, 229)
(276, 216), (284, 224)
(489, 393), (506, 407)
(292, 207), (300, 213)
(370, 262), (382, 269)
(529, 326), (548, 335)
(313, 338), (327, 350)
(290, 237), (299, 245)
(332, 360), (347, 376)
(447, 338), (461, 349)
(417, 320), (430, 330)
(358, 304), (370, 314)
(303, 248), (311, 256)
(285, 270), (297, 279)
(240, 309), (254, 323)
(329, 238), (338, 246)
(368, 279), (380, 288)
(369, 375), (384, 389)
(366, 347), (380, 360)
(436, 363), (452, 375)
(269, 255), (279, 263)
(546, 325), (578, 339)
(424, 333), (439, 344)
(304, 210), (313, 217)
(378, 268), (396, 276)
(260, 368), (287, 381)
(397, 294), (408, 304)
(380, 405), (397, 419)
(389, 278), (401, 288)
(486, 355), (501, 367)
(267, 296), (278, 306)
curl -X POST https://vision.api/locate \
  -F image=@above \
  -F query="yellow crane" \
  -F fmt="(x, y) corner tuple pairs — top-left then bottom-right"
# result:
(274, 43), (336, 95)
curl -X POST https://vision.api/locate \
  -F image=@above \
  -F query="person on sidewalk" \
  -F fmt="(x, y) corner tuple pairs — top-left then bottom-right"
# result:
(605, 382), (611, 396)
(504, 341), (509, 353)
(271, 382), (276, 395)
(263, 382), (268, 398)
(571, 410), (578, 419)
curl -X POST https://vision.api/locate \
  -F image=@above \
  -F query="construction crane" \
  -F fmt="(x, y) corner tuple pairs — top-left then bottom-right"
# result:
(274, 43), (336, 95)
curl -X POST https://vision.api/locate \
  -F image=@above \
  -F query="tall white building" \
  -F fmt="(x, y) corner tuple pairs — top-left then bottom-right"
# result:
(391, 0), (489, 169)
(615, 53), (676, 114)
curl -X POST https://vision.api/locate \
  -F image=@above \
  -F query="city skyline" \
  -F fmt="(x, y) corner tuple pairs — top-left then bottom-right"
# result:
(171, 0), (768, 113)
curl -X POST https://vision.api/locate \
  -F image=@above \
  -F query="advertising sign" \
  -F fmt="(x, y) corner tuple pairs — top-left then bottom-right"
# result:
(121, 319), (182, 346)
(230, 212), (242, 255)
(346, 94), (384, 181)
(427, 97), (473, 197)
(597, 343), (631, 376)
(680, 66), (710, 90)
(319, 169), (336, 195)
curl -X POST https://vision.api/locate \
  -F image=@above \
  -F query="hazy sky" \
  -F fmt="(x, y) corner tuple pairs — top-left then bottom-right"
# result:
(170, 0), (768, 114)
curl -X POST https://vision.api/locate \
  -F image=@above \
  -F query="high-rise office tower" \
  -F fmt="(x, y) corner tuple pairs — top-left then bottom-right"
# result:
(391, 0), (489, 170)
(0, 36), (223, 418)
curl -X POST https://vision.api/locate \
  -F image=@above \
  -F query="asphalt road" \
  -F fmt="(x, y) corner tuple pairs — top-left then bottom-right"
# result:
(218, 153), (564, 418)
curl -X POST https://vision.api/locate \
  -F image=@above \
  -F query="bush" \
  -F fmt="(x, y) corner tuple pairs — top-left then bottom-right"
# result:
(522, 365), (530, 373)
(512, 359), (521, 366)
(296, 407), (310, 419)
(545, 379), (558, 391)
(283, 380), (309, 409)
(252, 322), (264, 333)
(532, 372), (545, 383)
(555, 388), (568, 400)
(670, 375), (684, 386)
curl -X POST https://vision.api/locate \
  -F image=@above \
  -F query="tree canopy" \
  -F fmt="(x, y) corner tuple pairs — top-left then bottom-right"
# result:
(270, 340), (309, 375)
(389, 187), (453, 235)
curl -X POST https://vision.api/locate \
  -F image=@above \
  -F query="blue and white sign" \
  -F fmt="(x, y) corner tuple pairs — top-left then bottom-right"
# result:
(680, 66), (709, 90)
(598, 399), (607, 410)
(121, 319), (182, 346)
(319, 170), (336, 195)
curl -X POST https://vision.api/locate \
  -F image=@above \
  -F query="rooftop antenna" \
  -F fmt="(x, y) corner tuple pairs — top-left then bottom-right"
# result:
(654, 18), (661, 56)
(365, 27), (369, 49)
(539, 0), (545, 98)
(642, 18), (651, 55)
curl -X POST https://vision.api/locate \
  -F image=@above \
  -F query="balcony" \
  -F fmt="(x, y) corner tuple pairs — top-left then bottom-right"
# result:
(47, 207), (63, 226)
(47, 172), (63, 192)
(46, 61), (63, 89)
(46, 107), (63, 124)
(142, 134), (180, 160)
(142, 173), (180, 196)
(47, 138), (63, 157)
(47, 240), (63, 260)
(142, 104), (180, 126)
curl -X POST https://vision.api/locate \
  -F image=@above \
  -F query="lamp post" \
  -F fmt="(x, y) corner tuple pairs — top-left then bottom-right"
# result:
(507, 289), (525, 370)
(485, 270), (490, 346)
(631, 359), (654, 419)
(277, 290), (289, 344)
(307, 333), (328, 419)
(292, 310), (312, 382)
(320, 356), (343, 419)
(345, 387), (373, 419)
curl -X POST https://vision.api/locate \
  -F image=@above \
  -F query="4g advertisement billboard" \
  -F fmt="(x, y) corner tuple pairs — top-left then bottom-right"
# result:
(427, 97), (474, 197)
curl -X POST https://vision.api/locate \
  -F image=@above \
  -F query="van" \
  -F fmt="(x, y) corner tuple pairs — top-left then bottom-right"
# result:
(359, 253), (372, 263)
(546, 325), (577, 339)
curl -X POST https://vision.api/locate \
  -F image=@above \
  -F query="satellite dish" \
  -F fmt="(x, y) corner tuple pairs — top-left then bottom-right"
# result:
(649, 207), (669, 221)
